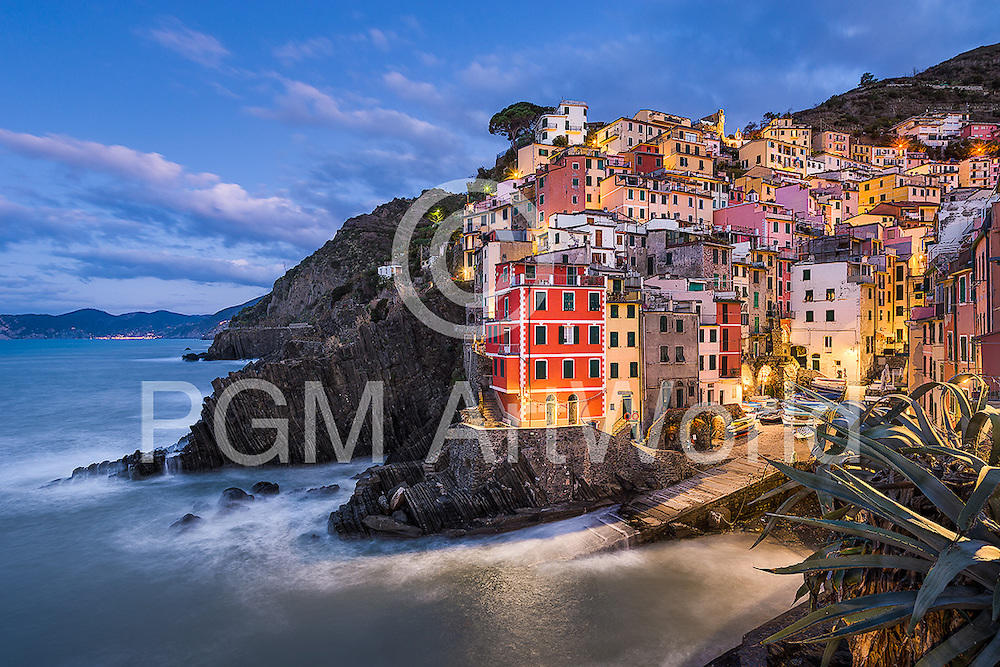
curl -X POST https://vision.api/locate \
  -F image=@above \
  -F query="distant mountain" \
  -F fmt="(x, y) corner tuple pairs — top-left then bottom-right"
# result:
(0, 297), (264, 340)
(793, 43), (1000, 136)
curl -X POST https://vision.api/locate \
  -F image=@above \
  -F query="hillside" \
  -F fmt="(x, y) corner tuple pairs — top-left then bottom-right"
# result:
(0, 298), (262, 340)
(793, 42), (1000, 137)
(230, 192), (464, 338)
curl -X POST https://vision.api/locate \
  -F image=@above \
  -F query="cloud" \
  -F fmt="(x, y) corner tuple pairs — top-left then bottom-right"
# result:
(0, 129), (192, 185)
(368, 28), (391, 51)
(59, 247), (282, 287)
(0, 128), (335, 249)
(382, 71), (443, 103)
(248, 78), (452, 146)
(273, 36), (334, 64)
(145, 20), (230, 67)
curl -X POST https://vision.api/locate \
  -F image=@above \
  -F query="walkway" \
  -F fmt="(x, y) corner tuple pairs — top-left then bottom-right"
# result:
(558, 424), (814, 554)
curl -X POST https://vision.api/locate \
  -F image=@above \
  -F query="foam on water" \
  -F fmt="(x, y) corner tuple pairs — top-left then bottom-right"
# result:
(0, 340), (807, 666)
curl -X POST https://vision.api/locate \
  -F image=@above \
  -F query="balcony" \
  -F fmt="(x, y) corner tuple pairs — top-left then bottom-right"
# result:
(608, 290), (642, 303)
(488, 344), (520, 356)
(848, 274), (874, 284)
(512, 273), (605, 287)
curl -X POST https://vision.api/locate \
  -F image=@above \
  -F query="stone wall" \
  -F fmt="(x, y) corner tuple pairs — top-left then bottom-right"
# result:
(440, 423), (693, 503)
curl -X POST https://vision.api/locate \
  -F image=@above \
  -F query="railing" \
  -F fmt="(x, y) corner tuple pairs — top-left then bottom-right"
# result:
(491, 344), (520, 355)
(510, 273), (605, 287)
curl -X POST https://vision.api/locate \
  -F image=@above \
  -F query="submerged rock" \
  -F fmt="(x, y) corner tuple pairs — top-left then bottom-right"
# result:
(250, 481), (279, 496)
(305, 484), (341, 496)
(170, 513), (203, 531)
(219, 487), (254, 508)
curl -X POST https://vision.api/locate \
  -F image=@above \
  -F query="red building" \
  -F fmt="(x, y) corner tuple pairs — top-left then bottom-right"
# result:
(621, 142), (663, 175)
(717, 297), (742, 381)
(535, 152), (588, 225)
(484, 259), (606, 426)
(961, 123), (1000, 141)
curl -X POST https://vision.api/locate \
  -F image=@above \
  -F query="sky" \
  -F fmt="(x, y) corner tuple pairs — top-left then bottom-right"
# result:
(1, 1), (998, 315)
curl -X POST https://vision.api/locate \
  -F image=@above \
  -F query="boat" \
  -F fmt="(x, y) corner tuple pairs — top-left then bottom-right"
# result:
(726, 415), (757, 438)
(794, 426), (815, 439)
(809, 377), (847, 402)
(758, 409), (783, 424)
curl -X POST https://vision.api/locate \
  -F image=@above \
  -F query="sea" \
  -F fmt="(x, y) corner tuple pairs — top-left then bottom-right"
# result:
(0, 339), (806, 666)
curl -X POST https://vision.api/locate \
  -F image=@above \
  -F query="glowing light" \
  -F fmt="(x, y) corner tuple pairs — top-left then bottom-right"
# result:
(427, 207), (446, 223)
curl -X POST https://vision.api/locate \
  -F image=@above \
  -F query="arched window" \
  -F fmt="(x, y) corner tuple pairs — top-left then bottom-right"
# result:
(567, 394), (579, 425)
(545, 394), (557, 426)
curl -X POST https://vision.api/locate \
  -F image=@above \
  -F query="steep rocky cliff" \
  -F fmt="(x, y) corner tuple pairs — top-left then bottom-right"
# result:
(71, 193), (468, 479)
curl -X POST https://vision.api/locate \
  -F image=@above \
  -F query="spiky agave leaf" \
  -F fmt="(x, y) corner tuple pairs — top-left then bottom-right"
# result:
(761, 375), (1000, 664)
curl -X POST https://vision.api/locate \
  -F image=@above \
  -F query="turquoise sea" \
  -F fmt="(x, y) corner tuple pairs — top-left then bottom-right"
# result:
(0, 339), (805, 666)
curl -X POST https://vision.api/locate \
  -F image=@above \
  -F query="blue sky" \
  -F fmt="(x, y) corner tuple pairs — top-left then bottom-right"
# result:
(1, 1), (998, 314)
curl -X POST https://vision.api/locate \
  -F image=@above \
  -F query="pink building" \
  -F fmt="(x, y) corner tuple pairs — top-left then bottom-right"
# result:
(713, 201), (796, 252)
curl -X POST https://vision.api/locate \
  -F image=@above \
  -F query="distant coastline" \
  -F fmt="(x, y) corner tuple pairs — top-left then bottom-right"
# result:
(0, 297), (263, 341)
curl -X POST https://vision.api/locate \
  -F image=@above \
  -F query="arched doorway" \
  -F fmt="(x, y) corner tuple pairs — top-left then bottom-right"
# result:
(567, 394), (579, 425)
(545, 394), (557, 426)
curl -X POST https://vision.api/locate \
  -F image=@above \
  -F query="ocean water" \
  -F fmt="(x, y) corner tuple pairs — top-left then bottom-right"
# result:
(0, 339), (806, 666)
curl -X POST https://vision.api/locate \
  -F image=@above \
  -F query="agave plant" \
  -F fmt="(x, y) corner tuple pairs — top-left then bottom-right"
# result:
(755, 375), (1000, 666)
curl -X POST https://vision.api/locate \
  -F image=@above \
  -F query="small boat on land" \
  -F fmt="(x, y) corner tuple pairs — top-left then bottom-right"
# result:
(726, 414), (757, 438)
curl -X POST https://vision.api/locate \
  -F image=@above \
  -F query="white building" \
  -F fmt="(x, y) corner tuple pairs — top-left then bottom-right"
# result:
(789, 260), (877, 384)
(538, 211), (620, 267)
(534, 100), (588, 146)
(891, 112), (970, 148)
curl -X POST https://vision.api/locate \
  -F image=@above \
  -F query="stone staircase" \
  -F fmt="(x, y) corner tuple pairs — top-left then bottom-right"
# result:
(478, 389), (506, 427)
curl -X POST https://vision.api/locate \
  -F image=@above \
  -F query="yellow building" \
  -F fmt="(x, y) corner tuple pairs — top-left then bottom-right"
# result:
(604, 275), (643, 435)
(738, 138), (807, 177)
(656, 126), (715, 176)
(858, 174), (940, 212)
(958, 156), (999, 189)
(761, 117), (811, 149)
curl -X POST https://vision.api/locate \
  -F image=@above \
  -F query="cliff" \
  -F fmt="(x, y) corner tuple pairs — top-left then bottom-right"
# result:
(71, 192), (467, 479)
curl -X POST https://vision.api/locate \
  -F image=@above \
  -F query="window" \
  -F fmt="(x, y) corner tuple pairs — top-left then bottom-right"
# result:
(589, 325), (600, 345)
(709, 329), (717, 343)
(806, 310), (814, 322)
(660, 345), (670, 362)
(609, 362), (619, 378)
(535, 325), (546, 345)
(525, 265), (535, 279)
(802, 269), (811, 281)
(589, 292), (601, 311)
(627, 304), (636, 318)
(824, 336), (832, 348)
(610, 304), (619, 318)
(709, 355), (716, 370)
(535, 360), (547, 379)
(559, 325), (580, 345)
(826, 288), (835, 301)
(563, 292), (575, 311)
(562, 359), (574, 379)
(609, 331), (619, 347)
(699, 355), (704, 371)
(535, 291), (547, 311)
(627, 331), (636, 347)
(676, 319), (683, 332)
(659, 315), (668, 332)
(589, 359), (600, 378)
(629, 362), (638, 378)
(826, 310), (835, 322)
(675, 346), (685, 362)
